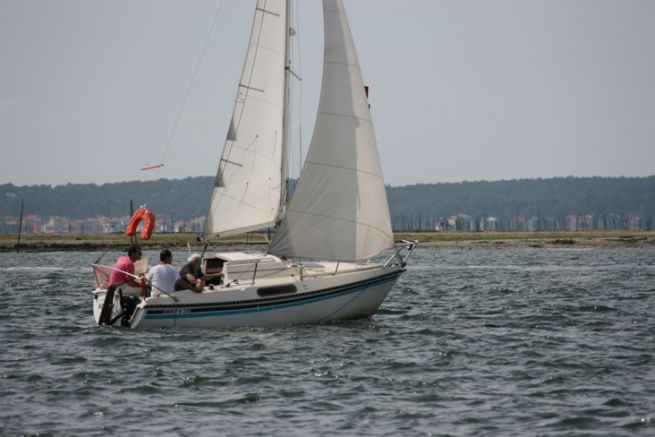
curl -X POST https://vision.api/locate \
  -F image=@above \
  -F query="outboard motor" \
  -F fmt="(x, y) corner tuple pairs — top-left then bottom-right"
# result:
(119, 294), (140, 327)
(102, 289), (141, 327)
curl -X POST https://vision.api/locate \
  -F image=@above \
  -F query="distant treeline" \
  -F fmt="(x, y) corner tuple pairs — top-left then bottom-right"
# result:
(1, 175), (654, 231)
(387, 176), (655, 231)
(1, 177), (213, 221)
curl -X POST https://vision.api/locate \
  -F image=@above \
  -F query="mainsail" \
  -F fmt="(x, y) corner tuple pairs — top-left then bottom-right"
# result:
(203, 0), (287, 237)
(269, 0), (394, 262)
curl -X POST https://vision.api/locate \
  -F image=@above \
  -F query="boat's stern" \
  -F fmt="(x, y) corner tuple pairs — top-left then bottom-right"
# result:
(92, 264), (143, 328)
(92, 286), (143, 327)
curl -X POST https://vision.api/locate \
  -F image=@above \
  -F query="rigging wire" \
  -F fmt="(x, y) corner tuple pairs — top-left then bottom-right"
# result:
(287, 1), (296, 179)
(155, 0), (225, 180)
(287, 29), (295, 179)
(294, 0), (304, 179)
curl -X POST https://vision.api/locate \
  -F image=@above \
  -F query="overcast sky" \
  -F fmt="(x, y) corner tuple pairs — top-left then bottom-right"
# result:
(1, 0), (654, 187)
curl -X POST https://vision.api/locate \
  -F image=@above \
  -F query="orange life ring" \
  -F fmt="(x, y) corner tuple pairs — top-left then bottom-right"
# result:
(126, 207), (156, 240)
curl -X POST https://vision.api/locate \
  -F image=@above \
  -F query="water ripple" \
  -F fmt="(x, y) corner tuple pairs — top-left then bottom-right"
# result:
(0, 248), (654, 435)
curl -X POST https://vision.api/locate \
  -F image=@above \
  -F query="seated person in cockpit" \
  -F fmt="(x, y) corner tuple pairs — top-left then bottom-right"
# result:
(175, 253), (224, 291)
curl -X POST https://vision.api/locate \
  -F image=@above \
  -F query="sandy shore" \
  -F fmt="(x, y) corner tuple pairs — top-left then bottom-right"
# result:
(395, 231), (655, 250)
(412, 236), (655, 249)
(1, 232), (267, 253)
(2, 231), (654, 252)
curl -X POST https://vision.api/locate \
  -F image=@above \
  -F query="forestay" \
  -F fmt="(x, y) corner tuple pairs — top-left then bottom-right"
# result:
(203, 0), (287, 237)
(270, 0), (394, 262)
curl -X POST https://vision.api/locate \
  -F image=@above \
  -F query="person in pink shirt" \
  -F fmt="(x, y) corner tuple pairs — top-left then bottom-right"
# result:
(108, 245), (142, 287)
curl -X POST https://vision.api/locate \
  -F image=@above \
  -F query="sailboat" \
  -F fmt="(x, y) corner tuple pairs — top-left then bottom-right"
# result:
(92, 0), (416, 329)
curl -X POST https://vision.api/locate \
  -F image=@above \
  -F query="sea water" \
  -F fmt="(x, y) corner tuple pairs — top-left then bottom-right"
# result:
(1, 247), (654, 435)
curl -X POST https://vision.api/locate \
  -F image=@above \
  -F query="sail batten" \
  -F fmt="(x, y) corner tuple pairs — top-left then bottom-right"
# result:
(203, 0), (287, 237)
(316, 111), (371, 122)
(302, 160), (384, 179)
(269, 0), (394, 262)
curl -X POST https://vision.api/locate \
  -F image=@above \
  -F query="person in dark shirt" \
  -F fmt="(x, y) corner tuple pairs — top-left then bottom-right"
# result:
(175, 253), (223, 291)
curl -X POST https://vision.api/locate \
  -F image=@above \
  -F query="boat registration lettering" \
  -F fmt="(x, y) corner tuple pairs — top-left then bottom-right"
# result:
(162, 308), (191, 315)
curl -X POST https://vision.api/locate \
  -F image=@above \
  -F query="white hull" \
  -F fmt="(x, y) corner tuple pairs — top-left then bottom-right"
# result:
(90, 1), (417, 330)
(93, 255), (404, 329)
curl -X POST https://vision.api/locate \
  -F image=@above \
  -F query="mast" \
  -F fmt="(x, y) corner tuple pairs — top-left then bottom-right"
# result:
(278, 0), (292, 224)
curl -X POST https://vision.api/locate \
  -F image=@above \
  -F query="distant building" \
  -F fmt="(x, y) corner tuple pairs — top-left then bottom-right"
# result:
(485, 216), (499, 231)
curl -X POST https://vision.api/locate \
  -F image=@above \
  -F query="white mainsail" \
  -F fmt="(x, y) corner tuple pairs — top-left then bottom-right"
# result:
(203, 0), (287, 237)
(269, 0), (394, 262)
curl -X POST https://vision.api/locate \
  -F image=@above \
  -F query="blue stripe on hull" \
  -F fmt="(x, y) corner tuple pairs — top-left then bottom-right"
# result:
(143, 273), (400, 320)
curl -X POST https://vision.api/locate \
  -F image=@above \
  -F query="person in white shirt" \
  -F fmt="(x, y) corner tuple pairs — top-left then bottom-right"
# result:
(146, 249), (201, 297)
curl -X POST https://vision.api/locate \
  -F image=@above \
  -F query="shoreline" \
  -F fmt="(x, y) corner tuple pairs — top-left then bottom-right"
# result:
(395, 231), (655, 250)
(1, 231), (654, 253)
